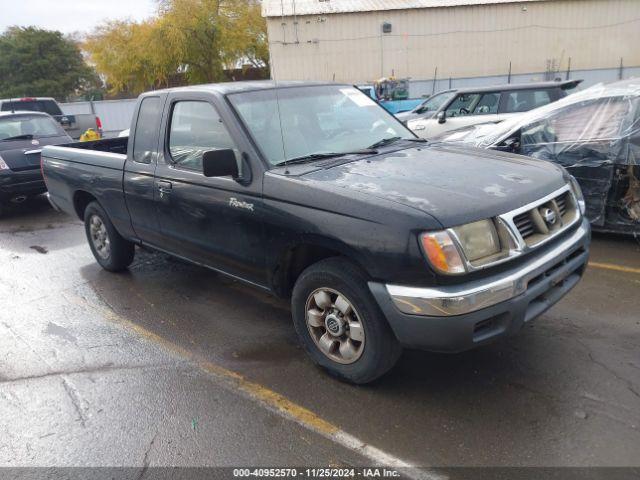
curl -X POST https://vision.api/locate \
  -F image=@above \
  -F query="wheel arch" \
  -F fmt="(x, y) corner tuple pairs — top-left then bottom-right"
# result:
(270, 235), (371, 298)
(73, 190), (99, 221)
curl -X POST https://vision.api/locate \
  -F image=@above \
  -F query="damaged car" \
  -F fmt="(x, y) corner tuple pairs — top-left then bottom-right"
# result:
(431, 79), (640, 234)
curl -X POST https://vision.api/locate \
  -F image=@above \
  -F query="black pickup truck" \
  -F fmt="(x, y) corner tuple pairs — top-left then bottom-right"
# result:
(42, 82), (591, 383)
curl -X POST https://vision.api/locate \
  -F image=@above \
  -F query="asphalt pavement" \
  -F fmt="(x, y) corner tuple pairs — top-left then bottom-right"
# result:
(1, 197), (639, 474)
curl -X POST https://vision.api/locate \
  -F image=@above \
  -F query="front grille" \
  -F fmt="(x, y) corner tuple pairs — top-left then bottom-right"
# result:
(513, 211), (535, 240)
(507, 189), (579, 248)
(556, 193), (568, 216)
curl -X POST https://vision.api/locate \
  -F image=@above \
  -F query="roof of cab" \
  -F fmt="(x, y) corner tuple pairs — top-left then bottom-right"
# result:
(140, 80), (344, 97)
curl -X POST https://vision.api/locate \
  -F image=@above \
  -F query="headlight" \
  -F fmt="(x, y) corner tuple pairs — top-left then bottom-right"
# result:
(568, 175), (586, 215)
(451, 220), (501, 262)
(420, 219), (502, 275)
(0, 154), (9, 170)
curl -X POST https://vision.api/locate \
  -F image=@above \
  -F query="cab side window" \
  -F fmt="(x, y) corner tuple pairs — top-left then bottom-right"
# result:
(168, 101), (237, 171)
(133, 97), (161, 164)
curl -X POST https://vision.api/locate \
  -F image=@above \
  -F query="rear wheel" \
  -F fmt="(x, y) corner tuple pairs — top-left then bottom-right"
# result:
(291, 257), (402, 384)
(84, 201), (134, 271)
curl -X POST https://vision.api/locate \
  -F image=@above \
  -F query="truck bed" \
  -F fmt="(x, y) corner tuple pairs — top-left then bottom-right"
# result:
(62, 136), (128, 154)
(42, 136), (132, 235)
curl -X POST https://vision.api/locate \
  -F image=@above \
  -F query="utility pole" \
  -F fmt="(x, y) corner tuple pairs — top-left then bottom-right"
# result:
(432, 67), (438, 95)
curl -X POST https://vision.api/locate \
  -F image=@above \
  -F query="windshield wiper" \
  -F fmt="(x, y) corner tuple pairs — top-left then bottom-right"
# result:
(366, 136), (427, 150)
(367, 136), (402, 149)
(274, 149), (377, 167)
(1, 134), (34, 142)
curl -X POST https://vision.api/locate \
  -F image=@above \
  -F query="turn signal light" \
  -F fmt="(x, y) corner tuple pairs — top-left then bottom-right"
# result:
(420, 231), (465, 274)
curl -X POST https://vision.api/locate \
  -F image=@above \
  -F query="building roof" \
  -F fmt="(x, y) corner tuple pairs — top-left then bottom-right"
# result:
(262, 0), (543, 17)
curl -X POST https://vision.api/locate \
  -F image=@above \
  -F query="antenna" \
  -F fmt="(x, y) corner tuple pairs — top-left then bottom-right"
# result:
(270, 13), (288, 173)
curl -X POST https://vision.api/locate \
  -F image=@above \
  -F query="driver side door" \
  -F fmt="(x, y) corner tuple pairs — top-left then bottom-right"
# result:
(153, 93), (267, 286)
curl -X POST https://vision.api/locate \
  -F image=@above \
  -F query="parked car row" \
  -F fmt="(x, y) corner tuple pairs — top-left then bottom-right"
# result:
(429, 79), (640, 235)
(399, 79), (582, 139)
(0, 97), (102, 140)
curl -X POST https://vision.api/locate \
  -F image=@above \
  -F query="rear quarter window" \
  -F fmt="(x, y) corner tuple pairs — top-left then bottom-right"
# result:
(501, 89), (553, 113)
(132, 97), (162, 164)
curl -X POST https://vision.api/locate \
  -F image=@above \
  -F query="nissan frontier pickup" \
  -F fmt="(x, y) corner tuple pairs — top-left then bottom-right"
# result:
(42, 82), (591, 383)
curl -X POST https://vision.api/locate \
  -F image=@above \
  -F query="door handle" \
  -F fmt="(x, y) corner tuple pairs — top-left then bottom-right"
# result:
(157, 181), (172, 197)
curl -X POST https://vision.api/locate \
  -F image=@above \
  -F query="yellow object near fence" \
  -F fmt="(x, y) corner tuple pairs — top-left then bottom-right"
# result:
(79, 128), (101, 142)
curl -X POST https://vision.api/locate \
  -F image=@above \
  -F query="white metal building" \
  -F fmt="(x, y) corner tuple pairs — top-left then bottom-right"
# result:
(263, 0), (640, 92)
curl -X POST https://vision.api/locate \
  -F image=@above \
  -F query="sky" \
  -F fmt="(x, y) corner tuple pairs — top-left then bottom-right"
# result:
(0, 0), (157, 35)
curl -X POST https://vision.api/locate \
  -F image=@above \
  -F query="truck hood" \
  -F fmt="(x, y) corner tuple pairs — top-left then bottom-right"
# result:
(302, 144), (567, 227)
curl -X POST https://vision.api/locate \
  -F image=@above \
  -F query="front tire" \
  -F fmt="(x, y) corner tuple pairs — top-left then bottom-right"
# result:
(84, 201), (134, 272)
(291, 257), (402, 384)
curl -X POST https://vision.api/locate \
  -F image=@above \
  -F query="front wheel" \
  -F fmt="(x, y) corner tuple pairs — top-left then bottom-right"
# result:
(291, 258), (402, 384)
(84, 201), (135, 272)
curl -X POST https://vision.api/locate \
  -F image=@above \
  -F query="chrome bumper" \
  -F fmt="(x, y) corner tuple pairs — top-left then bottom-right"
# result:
(387, 221), (589, 317)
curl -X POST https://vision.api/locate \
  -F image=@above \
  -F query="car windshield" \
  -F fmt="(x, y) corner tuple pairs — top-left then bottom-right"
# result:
(0, 114), (62, 140)
(415, 91), (455, 113)
(228, 85), (415, 166)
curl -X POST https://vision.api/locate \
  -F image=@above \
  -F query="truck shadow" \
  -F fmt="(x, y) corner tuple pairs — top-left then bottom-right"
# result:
(76, 246), (597, 464)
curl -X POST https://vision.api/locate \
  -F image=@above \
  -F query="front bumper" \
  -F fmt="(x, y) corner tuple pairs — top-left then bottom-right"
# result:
(369, 218), (590, 352)
(0, 169), (46, 202)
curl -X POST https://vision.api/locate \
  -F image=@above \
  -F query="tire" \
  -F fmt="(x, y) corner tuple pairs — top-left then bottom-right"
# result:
(84, 201), (134, 272)
(291, 257), (402, 384)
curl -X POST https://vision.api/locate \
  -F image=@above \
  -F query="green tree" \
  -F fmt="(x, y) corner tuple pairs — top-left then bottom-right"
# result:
(0, 27), (99, 100)
(85, 0), (269, 95)
(85, 20), (177, 94)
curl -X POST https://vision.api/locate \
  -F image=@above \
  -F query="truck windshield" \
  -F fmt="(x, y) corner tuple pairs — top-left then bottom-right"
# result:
(0, 115), (62, 140)
(228, 85), (415, 166)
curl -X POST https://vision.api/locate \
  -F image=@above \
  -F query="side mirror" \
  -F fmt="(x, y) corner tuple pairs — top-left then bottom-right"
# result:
(496, 136), (520, 152)
(202, 149), (239, 178)
(436, 111), (446, 124)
